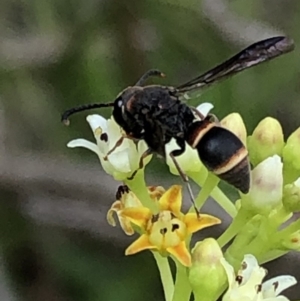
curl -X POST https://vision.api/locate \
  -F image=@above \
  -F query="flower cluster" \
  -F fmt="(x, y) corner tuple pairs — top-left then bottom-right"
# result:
(221, 254), (296, 301)
(221, 115), (300, 268)
(66, 104), (300, 301)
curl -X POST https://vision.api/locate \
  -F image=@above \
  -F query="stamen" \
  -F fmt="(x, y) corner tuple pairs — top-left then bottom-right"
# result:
(171, 224), (179, 232)
(236, 275), (243, 285)
(116, 185), (130, 200)
(160, 228), (168, 235)
(256, 284), (262, 293)
(100, 133), (108, 142)
(273, 281), (279, 291)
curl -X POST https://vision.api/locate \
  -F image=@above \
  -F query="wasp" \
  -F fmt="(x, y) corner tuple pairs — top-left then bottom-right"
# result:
(62, 36), (294, 209)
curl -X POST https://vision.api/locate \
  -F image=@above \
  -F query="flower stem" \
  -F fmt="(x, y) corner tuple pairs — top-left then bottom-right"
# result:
(246, 208), (295, 262)
(259, 250), (288, 264)
(277, 218), (300, 238)
(125, 171), (158, 213)
(238, 216), (276, 259)
(218, 207), (253, 248)
(192, 173), (220, 211)
(172, 262), (191, 301)
(189, 172), (236, 217)
(210, 187), (237, 217)
(153, 253), (174, 301)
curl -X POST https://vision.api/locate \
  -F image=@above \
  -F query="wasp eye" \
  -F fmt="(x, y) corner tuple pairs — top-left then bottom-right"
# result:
(117, 99), (123, 107)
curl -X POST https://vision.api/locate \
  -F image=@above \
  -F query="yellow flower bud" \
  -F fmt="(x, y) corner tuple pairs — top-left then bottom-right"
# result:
(221, 113), (247, 146)
(189, 238), (226, 301)
(247, 117), (284, 166)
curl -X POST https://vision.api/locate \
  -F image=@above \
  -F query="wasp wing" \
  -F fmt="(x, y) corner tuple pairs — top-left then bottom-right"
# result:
(176, 36), (294, 99)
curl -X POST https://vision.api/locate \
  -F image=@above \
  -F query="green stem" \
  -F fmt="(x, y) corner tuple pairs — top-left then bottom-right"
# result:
(228, 206), (293, 264)
(172, 263), (191, 301)
(217, 207), (253, 248)
(277, 218), (300, 238)
(190, 173), (220, 212)
(193, 290), (222, 301)
(246, 207), (295, 261)
(210, 187), (237, 217)
(125, 171), (159, 213)
(225, 218), (260, 267)
(189, 172), (236, 217)
(232, 216), (271, 262)
(153, 253), (174, 301)
(271, 205), (292, 227)
(259, 250), (288, 264)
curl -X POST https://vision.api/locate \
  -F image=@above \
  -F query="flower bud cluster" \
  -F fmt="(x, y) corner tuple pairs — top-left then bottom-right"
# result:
(222, 115), (300, 265)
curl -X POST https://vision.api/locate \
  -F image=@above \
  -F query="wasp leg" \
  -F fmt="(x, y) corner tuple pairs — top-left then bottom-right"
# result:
(169, 138), (200, 216)
(135, 69), (166, 86)
(104, 132), (141, 160)
(103, 136), (126, 160)
(127, 148), (153, 180)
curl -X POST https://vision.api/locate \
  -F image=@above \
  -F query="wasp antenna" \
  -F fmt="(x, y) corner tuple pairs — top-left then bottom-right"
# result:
(61, 102), (114, 125)
(63, 119), (70, 126)
(135, 69), (166, 86)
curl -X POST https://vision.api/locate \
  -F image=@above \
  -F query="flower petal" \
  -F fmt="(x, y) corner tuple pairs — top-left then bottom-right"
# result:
(262, 275), (297, 298)
(106, 201), (121, 227)
(148, 213), (185, 248)
(220, 257), (236, 289)
(167, 241), (191, 267)
(184, 213), (221, 234)
(196, 102), (214, 117)
(86, 114), (107, 132)
(137, 140), (151, 157)
(108, 151), (132, 173)
(125, 234), (156, 255)
(148, 186), (165, 200)
(67, 139), (99, 155)
(99, 158), (126, 180)
(221, 113), (247, 146)
(237, 254), (266, 289)
(159, 185), (182, 215)
(118, 216), (135, 236)
(121, 207), (152, 228)
(120, 189), (143, 208)
(106, 201), (135, 236)
(263, 297), (290, 301)
(166, 140), (203, 175)
(242, 155), (283, 214)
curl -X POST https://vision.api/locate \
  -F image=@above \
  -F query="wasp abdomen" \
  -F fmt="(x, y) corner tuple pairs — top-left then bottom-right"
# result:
(187, 122), (250, 193)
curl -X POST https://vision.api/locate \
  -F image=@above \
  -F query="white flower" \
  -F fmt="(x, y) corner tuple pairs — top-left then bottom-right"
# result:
(166, 103), (214, 175)
(67, 114), (152, 181)
(241, 155), (283, 215)
(196, 102), (214, 118)
(165, 140), (203, 175)
(222, 254), (297, 301)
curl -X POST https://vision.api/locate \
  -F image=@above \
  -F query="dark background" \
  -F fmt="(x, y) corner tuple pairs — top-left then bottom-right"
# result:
(0, 0), (299, 300)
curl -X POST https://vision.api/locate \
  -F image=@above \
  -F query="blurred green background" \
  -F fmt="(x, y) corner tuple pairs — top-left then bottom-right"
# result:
(0, 0), (299, 300)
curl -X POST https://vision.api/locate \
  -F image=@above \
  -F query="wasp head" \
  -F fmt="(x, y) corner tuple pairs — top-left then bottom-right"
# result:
(112, 86), (145, 139)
